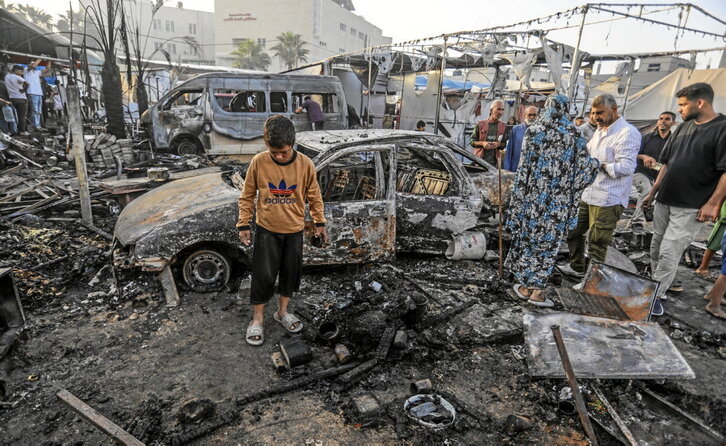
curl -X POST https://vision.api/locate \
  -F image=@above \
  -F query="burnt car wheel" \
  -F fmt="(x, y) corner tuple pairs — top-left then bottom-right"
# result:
(173, 137), (202, 156)
(182, 249), (231, 291)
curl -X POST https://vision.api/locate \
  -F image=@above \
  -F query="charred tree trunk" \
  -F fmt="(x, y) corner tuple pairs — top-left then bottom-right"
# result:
(135, 74), (149, 117)
(101, 58), (126, 139)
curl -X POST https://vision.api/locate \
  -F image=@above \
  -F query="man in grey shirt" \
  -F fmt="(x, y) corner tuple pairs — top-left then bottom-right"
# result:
(4, 65), (28, 134)
(578, 109), (598, 141)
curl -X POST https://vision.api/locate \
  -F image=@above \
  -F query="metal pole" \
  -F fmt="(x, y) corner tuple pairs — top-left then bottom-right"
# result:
(433, 37), (447, 135)
(66, 85), (93, 225)
(367, 48), (373, 128)
(567, 6), (588, 100)
(621, 58), (636, 118)
(551, 325), (598, 446)
(580, 66), (593, 116)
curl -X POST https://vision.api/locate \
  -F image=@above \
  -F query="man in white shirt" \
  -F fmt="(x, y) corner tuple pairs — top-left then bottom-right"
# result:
(561, 94), (641, 278)
(4, 65), (29, 134)
(23, 59), (51, 131)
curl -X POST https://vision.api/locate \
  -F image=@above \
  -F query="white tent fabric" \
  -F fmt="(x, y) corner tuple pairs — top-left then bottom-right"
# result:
(625, 68), (726, 121)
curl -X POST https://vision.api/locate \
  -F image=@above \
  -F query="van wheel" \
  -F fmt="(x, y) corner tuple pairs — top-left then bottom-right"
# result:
(181, 249), (231, 291)
(173, 137), (202, 156)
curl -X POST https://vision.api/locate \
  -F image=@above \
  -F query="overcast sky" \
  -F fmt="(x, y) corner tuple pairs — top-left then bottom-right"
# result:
(21, 0), (726, 68)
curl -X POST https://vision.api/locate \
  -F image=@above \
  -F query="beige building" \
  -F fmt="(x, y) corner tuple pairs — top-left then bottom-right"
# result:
(214, 0), (392, 70)
(80, 0), (215, 65)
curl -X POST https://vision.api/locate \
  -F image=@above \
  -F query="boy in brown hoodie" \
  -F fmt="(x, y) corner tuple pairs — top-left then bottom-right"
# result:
(237, 115), (328, 345)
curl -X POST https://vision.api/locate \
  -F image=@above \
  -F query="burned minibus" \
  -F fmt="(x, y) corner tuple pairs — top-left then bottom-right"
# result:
(141, 72), (348, 159)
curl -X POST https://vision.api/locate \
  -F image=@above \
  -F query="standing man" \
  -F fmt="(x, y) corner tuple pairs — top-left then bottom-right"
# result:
(295, 95), (325, 130)
(562, 94), (641, 279)
(4, 65), (29, 135)
(23, 59), (51, 131)
(471, 100), (507, 166)
(629, 111), (676, 231)
(415, 120), (426, 131)
(642, 83), (726, 316)
(574, 116), (585, 127)
(578, 109), (598, 141)
(503, 106), (538, 172)
(237, 115), (328, 346)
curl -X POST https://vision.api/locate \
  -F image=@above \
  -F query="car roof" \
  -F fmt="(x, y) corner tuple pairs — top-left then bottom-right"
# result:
(296, 129), (441, 153)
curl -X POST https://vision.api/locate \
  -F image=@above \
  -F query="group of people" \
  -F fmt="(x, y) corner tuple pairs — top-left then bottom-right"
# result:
(0, 60), (64, 136)
(472, 83), (726, 320)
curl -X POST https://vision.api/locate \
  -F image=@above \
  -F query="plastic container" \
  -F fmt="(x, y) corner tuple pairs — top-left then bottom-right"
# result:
(445, 231), (487, 260)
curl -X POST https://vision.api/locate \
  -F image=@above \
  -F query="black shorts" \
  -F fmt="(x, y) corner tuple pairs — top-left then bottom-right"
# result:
(249, 225), (303, 305)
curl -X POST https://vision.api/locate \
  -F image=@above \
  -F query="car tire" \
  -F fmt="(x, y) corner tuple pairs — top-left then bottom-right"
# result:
(173, 136), (202, 156)
(181, 249), (231, 291)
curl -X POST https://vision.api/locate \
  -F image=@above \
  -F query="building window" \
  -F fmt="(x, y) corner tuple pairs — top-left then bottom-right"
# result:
(340, 23), (347, 31)
(319, 41), (327, 47)
(165, 20), (175, 32)
(358, 31), (364, 39)
(169, 43), (177, 54)
(339, 48), (346, 53)
(350, 27), (356, 36)
(152, 19), (161, 30)
(154, 42), (162, 50)
(257, 38), (266, 47)
(188, 23), (196, 34)
(647, 63), (660, 72)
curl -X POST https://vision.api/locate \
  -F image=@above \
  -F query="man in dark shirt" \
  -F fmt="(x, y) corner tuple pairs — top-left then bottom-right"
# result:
(470, 100), (507, 166)
(295, 96), (325, 130)
(642, 83), (726, 317)
(629, 111), (675, 230)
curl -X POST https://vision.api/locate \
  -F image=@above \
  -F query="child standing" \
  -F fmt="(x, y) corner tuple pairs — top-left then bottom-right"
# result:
(237, 115), (328, 346)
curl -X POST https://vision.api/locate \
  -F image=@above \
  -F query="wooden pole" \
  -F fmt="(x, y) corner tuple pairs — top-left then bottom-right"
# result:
(433, 36), (448, 135)
(567, 6), (588, 101)
(498, 152), (504, 278)
(66, 85), (93, 225)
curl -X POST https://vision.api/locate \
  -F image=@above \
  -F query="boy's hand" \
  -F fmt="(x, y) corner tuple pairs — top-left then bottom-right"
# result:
(239, 230), (251, 246)
(315, 226), (328, 244)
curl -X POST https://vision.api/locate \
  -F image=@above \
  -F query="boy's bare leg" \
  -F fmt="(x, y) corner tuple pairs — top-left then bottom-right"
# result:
(705, 274), (726, 319)
(695, 249), (715, 276)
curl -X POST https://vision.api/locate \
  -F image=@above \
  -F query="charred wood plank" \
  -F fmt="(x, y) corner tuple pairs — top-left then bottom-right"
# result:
(235, 362), (358, 407)
(415, 299), (477, 330)
(55, 389), (145, 446)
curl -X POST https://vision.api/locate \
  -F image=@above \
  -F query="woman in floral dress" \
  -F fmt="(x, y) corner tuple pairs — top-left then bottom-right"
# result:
(504, 94), (599, 307)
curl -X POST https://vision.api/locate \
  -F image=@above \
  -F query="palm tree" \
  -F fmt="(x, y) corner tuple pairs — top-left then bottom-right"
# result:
(271, 32), (309, 70)
(55, 9), (85, 33)
(11, 5), (54, 29)
(231, 40), (271, 71)
(85, 0), (126, 139)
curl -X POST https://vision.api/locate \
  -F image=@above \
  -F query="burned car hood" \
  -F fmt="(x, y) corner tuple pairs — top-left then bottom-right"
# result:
(115, 172), (239, 246)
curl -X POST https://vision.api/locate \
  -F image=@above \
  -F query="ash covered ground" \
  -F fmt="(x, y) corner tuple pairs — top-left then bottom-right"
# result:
(1, 207), (725, 445)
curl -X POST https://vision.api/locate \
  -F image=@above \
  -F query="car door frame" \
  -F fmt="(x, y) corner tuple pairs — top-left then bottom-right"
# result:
(395, 141), (483, 254)
(303, 144), (397, 265)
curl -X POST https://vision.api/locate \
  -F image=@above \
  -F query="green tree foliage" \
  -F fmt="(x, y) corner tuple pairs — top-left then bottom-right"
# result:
(271, 32), (310, 70)
(231, 39), (272, 71)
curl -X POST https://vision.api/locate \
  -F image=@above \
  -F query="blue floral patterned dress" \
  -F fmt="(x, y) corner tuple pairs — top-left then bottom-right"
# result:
(503, 94), (599, 288)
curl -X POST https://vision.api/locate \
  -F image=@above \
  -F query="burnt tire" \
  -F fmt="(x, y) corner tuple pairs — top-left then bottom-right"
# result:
(181, 249), (231, 291)
(173, 136), (202, 156)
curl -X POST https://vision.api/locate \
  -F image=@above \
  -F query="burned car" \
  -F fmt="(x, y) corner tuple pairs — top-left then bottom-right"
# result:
(141, 72), (348, 158)
(113, 130), (512, 294)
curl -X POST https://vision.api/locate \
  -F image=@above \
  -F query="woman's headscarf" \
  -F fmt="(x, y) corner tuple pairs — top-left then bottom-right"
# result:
(505, 94), (599, 234)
